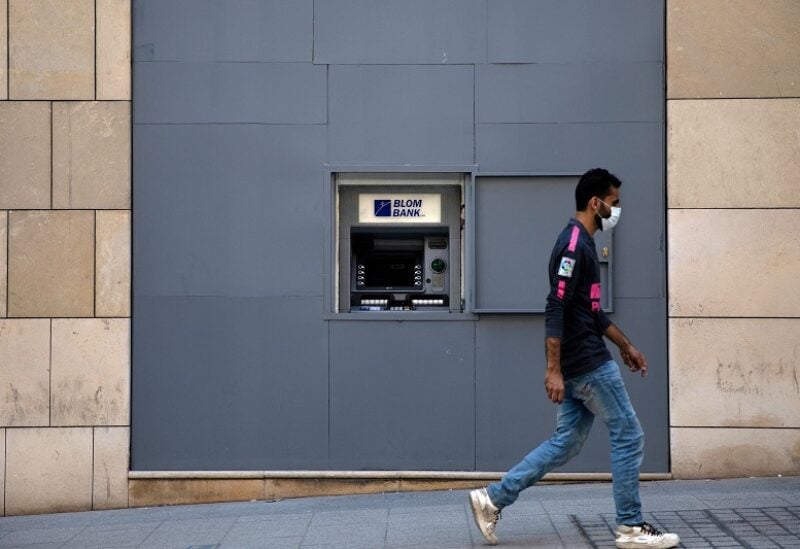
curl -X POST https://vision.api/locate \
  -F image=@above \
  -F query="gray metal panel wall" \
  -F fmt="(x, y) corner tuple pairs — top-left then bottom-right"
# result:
(134, 63), (327, 124)
(329, 322), (476, 470)
(134, 0), (313, 62)
(488, 0), (663, 63)
(133, 124), (326, 298)
(474, 176), (613, 312)
(133, 296), (329, 470)
(133, 0), (667, 472)
(476, 297), (668, 472)
(476, 63), (663, 124)
(476, 123), (665, 300)
(328, 65), (474, 165)
(314, 0), (487, 65)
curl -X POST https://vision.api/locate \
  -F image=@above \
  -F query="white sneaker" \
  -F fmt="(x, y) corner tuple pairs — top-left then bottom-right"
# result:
(615, 522), (680, 548)
(469, 488), (501, 545)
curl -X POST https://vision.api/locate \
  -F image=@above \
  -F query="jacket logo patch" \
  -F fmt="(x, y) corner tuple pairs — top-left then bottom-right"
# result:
(558, 257), (575, 277)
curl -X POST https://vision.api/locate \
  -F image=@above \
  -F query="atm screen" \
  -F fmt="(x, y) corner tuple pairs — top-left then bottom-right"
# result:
(361, 252), (420, 288)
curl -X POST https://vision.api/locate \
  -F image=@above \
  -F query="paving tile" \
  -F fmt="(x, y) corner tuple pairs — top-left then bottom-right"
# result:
(236, 512), (310, 524)
(498, 514), (557, 537)
(221, 537), (302, 549)
(388, 510), (465, 527)
(60, 522), (160, 548)
(386, 523), (471, 547)
(3, 480), (800, 548)
(302, 522), (387, 546)
(301, 544), (384, 549)
(389, 504), (466, 516)
(0, 526), (85, 545)
(137, 517), (237, 548)
(229, 515), (310, 539)
(639, 494), (708, 511)
(309, 509), (388, 526)
(0, 542), (85, 549)
(577, 505), (800, 548)
(220, 521), (307, 547)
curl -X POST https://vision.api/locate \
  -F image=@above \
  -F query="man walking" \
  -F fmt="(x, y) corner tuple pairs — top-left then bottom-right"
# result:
(469, 169), (679, 549)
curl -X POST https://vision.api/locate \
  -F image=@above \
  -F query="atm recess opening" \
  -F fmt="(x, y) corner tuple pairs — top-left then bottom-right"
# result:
(336, 175), (463, 313)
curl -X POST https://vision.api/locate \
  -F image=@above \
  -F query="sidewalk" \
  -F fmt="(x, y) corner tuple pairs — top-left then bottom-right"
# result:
(1, 477), (798, 548)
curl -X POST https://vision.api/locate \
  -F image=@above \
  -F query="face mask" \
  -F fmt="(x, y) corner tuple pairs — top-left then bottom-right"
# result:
(595, 199), (621, 231)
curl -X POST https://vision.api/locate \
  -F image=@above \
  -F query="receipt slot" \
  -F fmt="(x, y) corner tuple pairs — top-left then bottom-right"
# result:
(337, 179), (462, 312)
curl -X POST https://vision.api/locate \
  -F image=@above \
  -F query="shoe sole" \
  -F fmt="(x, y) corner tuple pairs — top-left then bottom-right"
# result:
(616, 539), (680, 549)
(468, 491), (498, 546)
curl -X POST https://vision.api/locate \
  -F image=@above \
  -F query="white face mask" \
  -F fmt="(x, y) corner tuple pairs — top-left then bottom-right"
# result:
(597, 199), (621, 231)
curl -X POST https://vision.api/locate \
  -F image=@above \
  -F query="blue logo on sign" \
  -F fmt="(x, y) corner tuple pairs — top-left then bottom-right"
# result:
(374, 199), (392, 217)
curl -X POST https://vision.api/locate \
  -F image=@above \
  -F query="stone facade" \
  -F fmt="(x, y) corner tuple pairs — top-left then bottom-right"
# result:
(667, 0), (800, 478)
(0, 0), (797, 516)
(1, 0), (131, 515)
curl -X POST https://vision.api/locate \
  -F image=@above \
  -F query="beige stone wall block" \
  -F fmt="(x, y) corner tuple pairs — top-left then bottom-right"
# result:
(129, 479), (265, 508)
(668, 209), (800, 317)
(0, 211), (6, 317)
(9, 0), (95, 99)
(399, 479), (488, 492)
(94, 427), (130, 510)
(775, 68), (800, 98)
(96, 211), (131, 317)
(5, 427), (93, 515)
(667, 99), (800, 208)
(667, 0), (800, 98)
(97, 0), (131, 100)
(670, 318), (800, 428)
(8, 211), (94, 317)
(0, 429), (5, 515)
(0, 319), (50, 426)
(0, 0), (7, 100)
(53, 101), (131, 209)
(264, 478), (400, 500)
(0, 102), (52, 209)
(51, 318), (130, 426)
(671, 427), (800, 479)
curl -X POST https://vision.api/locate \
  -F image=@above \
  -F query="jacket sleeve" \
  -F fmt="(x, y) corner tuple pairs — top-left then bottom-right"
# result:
(544, 243), (582, 338)
(596, 308), (613, 334)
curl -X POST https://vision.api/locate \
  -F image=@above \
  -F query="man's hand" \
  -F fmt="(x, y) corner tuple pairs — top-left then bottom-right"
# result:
(544, 367), (565, 404)
(622, 345), (648, 377)
(604, 324), (649, 378)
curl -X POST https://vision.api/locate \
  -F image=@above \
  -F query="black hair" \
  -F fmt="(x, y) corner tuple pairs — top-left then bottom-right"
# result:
(575, 168), (622, 211)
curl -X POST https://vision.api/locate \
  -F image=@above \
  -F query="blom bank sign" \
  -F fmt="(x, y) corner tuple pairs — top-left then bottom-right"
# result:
(358, 194), (442, 223)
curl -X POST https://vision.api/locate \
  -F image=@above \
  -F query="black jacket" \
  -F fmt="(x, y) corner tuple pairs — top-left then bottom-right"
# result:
(544, 219), (613, 379)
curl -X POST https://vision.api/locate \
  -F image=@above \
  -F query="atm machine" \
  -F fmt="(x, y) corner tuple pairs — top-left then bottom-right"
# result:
(337, 177), (462, 313)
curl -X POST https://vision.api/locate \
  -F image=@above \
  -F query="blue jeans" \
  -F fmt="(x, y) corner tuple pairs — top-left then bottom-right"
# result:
(487, 360), (645, 526)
